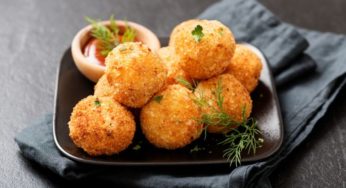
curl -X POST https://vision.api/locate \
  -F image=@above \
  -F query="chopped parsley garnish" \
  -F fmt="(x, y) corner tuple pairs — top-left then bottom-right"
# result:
(94, 99), (101, 107)
(191, 25), (204, 42)
(132, 144), (141, 150)
(153, 95), (163, 103)
(218, 27), (224, 36)
(190, 145), (205, 153)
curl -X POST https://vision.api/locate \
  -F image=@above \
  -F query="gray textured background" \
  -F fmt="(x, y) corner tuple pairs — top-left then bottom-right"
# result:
(0, 0), (345, 187)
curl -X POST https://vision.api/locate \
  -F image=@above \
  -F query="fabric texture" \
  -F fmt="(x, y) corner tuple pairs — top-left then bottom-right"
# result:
(15, 0), (346, 187)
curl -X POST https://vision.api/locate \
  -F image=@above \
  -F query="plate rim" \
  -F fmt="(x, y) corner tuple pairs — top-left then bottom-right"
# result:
(53, 41), (284, 166)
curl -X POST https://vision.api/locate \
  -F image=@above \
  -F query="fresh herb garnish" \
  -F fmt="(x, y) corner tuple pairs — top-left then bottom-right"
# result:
(176, 76), (198, 91)
(219, 114), (263, 167)
(190, 145), (205, 153)
(176, 77), (194, 90)
(153, 95), (163, 103)
(85, 15), (136, 57)
(218, 27), (224, 36)
(109, 15), (119, 38)
(194, 79), (263, 166)
(191, 25), (204, 42)
(195, 80), (238, 139)
(122, 21), (136, 43)
(94, 99), (101, 107)
(132, 144), (141, 151)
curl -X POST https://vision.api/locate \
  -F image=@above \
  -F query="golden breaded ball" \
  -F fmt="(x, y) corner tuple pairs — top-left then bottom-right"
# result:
(169, 19), (236, 79)
(225, 44), (263, 92)
(195, 74), (252, 134)
(169, 19), (198, 46)
(69, 96), (135, 156)
(157, 46), (191, 86)
(105, 42), (167, 108)
(94, 74), (114, 97)
(140, 84), (203, 149)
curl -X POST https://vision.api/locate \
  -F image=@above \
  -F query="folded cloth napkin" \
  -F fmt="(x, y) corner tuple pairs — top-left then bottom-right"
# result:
(15, 0), (346, 187)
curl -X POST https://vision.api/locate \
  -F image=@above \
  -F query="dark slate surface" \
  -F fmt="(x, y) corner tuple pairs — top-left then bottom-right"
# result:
(0, 0), (345, 187)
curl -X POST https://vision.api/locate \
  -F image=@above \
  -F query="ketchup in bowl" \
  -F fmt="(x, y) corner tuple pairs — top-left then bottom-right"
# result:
(83, 39), (106, 66)
(71, 17), (161, 83)
(83, 17), (138, 66)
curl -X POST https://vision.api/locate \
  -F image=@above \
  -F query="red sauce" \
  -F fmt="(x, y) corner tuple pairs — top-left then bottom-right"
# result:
(83, 36), (138, 66)
(83, 39), (106, 66)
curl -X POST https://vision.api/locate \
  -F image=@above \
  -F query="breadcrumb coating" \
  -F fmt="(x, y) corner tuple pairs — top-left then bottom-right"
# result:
(94, 74), (114, 97)
(69, 96), (135, 156)
(225, 44), (262, 92)
(169, 19), (236, 79)
(105, 42), (167, 108)
(140, 84), (203, 149)
(157, 46), (191, 86)
(195, 74), (252, 133)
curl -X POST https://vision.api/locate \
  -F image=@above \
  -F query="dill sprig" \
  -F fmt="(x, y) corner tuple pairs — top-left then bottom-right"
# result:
(194, 80), (238, 139)
(109, 15), (120, 37)
(122, 21), (136, 43)
(195, 80), (238, 128)
(191, 78), (263, 166)
(176, 76), (198, 91)
(85, 15), (136, 57)
(219, 110), (263, 167)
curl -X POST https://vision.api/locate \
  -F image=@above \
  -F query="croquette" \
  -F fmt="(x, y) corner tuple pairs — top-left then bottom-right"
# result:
(195, 74), (252, 134)
(140, 84), (203, 149)
(169, 19), (236, 79)
(105, 42), (167, 108)
(94, 74), (114, 97)
(169, 19), (197, 46)
(225, 44), (262, 92)
(69, 95), (136, 156)
(157, 46), (191, 86)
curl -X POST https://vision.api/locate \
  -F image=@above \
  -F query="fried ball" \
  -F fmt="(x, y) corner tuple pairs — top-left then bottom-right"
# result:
(195, 74), (252, 134)
(157, 46), (191, 86)
(169, 19), (236, 79)
(140, 84), (203, 149)
(169, 19), (197, 46)
(94, 74), (114, 97)
(105, 42), (167, 108)
(225, 44), (263, 92)
(69, 95), (135, 156)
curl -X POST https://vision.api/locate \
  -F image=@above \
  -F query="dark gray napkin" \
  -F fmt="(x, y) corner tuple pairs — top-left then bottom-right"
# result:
(15, 0), (346, 187)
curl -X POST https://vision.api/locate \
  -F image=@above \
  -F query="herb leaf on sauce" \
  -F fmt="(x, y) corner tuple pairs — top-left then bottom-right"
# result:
(85, 15), (136, 57)
(122, 21), (136, 43)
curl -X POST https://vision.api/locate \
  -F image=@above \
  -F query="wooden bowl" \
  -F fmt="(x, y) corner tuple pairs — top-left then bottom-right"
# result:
(71, 20), (161, 82)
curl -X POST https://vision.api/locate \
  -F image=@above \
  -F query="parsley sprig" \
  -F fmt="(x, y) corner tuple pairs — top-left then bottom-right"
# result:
(192, 25), (204, 42)
(94, 99), (101, 107)
(153, 95), (163, 103)
(85, 15), (136, 57)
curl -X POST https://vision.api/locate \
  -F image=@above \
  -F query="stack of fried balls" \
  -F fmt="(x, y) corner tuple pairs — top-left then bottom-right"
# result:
(69, 19), (262, 156)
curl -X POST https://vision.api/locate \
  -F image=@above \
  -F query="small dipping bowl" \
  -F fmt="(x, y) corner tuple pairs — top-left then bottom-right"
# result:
(71, 20), (161, 83)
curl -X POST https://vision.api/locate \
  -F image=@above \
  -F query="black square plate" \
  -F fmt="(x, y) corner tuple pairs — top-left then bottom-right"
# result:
(53, 38), (283, 166)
